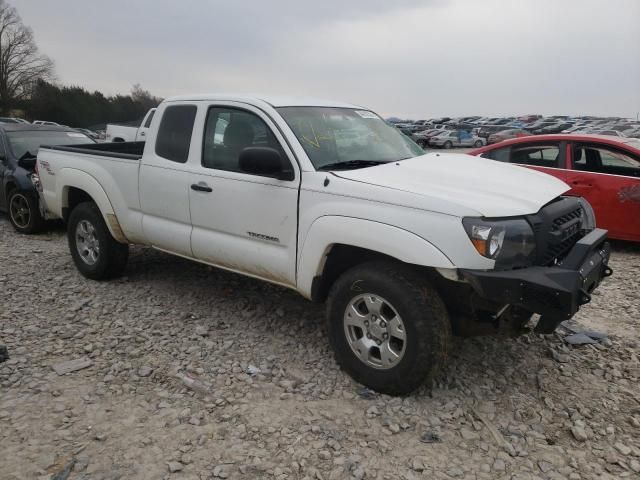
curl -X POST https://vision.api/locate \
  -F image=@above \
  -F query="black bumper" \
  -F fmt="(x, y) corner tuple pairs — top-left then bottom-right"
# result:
(461, 229), (612, 327)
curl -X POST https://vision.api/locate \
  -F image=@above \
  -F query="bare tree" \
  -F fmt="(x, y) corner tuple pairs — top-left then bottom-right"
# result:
(0, 1), (54, 112)
(131, 83), (162, 110)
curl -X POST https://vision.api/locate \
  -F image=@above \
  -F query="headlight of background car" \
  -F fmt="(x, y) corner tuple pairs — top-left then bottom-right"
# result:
(462, 217), (536, 269)
(577, 197), (596, 231)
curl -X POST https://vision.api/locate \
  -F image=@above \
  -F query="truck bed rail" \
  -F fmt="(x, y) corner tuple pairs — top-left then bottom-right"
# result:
(41, 141), (144, 160)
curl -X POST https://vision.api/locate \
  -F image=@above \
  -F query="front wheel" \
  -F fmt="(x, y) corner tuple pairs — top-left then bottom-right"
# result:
(8, 190), (45, 234)
(443, 141), (453, 149)
(327, 262), (451, 395)
(67, 202), (129, 280)
(474, 140), (483, 147)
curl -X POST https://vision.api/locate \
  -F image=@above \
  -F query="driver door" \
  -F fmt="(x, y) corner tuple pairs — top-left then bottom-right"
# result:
(188, 103), (300, 286)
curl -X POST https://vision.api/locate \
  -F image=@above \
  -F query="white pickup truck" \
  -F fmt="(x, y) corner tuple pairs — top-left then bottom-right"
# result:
(34, 95), (612, 394)
(105, 108), (156, 143)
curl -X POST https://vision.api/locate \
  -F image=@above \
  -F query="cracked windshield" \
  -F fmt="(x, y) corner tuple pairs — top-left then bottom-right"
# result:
(278, 107), (424, 169)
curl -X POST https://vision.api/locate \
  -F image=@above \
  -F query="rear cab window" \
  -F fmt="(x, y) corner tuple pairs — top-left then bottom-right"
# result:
(155, 105), (197, 163)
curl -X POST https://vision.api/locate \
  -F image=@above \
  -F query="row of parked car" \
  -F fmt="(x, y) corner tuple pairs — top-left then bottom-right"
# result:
(0, 116), (104, 141)
(393, 114), (640, 148)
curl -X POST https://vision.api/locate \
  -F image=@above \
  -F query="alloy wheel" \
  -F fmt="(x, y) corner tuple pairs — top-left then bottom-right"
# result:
(343, 293), (407, 370)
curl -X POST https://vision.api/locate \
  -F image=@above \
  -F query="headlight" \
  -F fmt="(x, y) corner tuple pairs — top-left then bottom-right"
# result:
(577, 197), (596, 231)
(462, 217), (536, 269)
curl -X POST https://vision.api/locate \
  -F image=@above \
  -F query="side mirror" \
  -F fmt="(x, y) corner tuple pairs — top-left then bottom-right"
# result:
(238, 147), (293, 181)
(18, 157), (37, 170)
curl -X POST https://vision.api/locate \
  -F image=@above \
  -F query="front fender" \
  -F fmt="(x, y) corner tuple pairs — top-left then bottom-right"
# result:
(297, 216), (454, 298)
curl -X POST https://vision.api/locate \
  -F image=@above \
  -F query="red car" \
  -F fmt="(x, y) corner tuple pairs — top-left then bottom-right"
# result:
(487, 128), (531, 144)
(470, 134), (640, 242)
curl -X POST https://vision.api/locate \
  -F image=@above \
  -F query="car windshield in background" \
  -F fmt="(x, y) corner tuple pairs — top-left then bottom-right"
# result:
(7, 130), (92, 159)
(277, 107), (424, 170)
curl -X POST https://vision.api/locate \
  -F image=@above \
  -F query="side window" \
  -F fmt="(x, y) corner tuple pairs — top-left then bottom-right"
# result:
(202, 107), (288, 175)
(575, 144), (640, 177)
(510, 143), (560, 167)
(155, 105), (197, 163)
(143, 109), (156, 128)
(486, 146), (510, 162)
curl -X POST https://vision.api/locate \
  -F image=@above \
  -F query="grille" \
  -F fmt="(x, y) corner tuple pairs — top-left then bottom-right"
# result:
(528, 198), (585, 266)
(541, 206), (583, 265)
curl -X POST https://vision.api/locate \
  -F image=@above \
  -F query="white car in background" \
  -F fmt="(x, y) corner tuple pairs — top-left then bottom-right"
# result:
(429, 129), (486, 148)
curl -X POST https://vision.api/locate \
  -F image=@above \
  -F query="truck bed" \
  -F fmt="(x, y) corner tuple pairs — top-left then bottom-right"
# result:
(42, 141), (145, 160)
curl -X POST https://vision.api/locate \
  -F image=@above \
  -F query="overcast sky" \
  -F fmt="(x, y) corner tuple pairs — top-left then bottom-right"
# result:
(11, 0), (640, 119)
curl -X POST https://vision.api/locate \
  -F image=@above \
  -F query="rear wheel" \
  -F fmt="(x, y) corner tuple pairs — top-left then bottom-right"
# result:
(7, 190), (45, 234)
(443, 141), (453, 149)
(327, 261), (451, 395)
(474, 140), (483, 147)
(67, 202), (129, 280)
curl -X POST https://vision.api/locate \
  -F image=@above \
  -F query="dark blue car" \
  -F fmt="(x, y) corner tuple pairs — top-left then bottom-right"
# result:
(0, 124), (94, 233)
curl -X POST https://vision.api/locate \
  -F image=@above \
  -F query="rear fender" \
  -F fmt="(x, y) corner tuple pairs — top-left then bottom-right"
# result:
(59, 168), (128, 243)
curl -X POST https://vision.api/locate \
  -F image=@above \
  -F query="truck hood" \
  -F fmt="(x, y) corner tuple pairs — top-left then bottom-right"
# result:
(332, 153), (570, 217)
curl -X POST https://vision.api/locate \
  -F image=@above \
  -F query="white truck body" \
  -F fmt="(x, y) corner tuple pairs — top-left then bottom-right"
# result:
(36, 95), (570, 294)
(105, 108), (156, 143)
(33, 94), (611, 395)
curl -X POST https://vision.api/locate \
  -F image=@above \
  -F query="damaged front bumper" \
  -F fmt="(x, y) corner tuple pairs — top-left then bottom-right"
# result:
(460, 228), (612, 334)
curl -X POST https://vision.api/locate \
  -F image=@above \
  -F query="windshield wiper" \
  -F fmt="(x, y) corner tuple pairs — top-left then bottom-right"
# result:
(317, 160), (388, 171)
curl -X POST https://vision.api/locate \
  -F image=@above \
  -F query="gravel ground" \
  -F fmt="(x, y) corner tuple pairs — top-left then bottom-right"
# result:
(1, 215), (639, 480)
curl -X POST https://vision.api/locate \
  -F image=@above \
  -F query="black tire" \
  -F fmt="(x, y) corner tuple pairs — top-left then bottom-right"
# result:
(474, 140), (483, 147)
(7, 189), (45, 234)
(443, 141), (453, 149)
(67, 202), (129, 280)
(327, 261), (451, 396)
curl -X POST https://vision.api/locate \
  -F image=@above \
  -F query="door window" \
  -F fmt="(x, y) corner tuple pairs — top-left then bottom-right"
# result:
(510, 143), (560, 167)
(573, 144), (640, 178)
(143, 110), (156, 128)
(155, 105), (197, 163)
(483, 146), (510, 162)
(202, 107), (288, 175)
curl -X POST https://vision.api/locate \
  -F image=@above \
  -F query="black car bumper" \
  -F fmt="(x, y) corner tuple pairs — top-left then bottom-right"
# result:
(460, 229), (612, 332)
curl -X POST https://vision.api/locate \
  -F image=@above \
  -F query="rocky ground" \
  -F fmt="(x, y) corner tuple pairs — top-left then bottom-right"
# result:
(1, 216), (639, 480)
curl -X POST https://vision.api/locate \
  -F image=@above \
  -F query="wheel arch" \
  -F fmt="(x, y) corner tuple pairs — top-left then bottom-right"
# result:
(297, 216), (454, 301)
(58, 169), (128, 244)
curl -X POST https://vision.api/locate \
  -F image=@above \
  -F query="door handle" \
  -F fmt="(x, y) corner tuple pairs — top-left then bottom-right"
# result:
(139, 131), (146, 137)
(572, 180), (593, 187)
(191, 183), (212, 193)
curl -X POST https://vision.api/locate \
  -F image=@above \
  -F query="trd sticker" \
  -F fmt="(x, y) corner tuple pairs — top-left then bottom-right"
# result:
(247, 232), (280, 243)
(618, 185), (640, 203)
(39, 160), (54, 175)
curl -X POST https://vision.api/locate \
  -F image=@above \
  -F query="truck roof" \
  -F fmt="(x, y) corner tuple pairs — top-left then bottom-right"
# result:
(164, 94), (364, 109)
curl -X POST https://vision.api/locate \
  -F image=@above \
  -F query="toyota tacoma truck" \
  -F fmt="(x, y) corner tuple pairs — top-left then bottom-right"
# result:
(33, 95), (612, 395)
